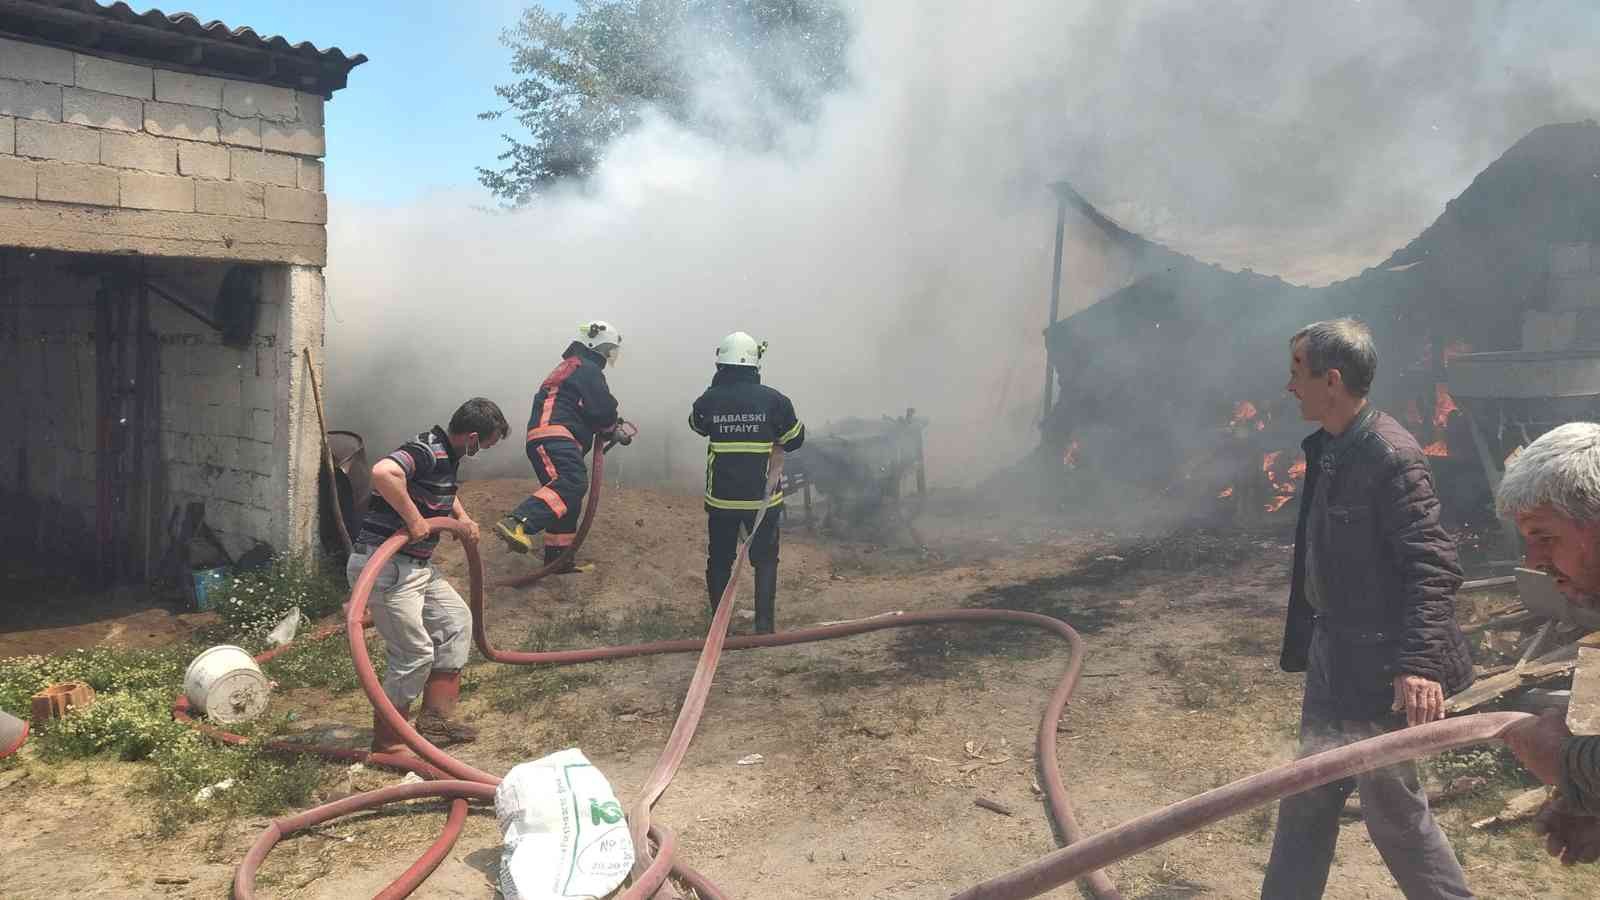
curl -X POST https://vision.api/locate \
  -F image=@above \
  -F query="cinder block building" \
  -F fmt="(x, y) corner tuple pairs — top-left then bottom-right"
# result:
(0, 2), (363, 579)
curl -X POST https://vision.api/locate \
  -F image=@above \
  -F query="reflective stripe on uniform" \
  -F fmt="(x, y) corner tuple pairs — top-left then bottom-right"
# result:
(704, 492), (784, 510)
(779, 421), (804, 444)
(533, 485), (568, 519)
(526, 424), (577, 444)
(708, 442), (775, 453)
(545, 532), (577, 547)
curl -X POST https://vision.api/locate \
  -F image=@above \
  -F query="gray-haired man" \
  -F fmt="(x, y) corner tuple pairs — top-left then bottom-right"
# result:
(1262, 319), (1477, 899)
(1497, 422), (1600, 865)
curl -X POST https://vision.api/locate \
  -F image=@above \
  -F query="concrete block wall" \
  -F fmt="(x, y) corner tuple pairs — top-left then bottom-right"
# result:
(0, 249), (323, 562)
(0, 37), (327, 224)
(148, 259), (287, 554)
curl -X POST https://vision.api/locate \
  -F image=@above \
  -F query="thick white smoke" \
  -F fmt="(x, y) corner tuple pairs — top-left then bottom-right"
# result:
(323, 0), (1600, 489)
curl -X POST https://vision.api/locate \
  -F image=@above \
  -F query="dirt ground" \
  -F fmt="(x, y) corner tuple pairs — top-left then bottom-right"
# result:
(2, 479), (1598, 899)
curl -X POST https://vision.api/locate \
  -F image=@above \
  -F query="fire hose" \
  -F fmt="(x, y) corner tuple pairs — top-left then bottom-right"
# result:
(210, 440), (1536, 900)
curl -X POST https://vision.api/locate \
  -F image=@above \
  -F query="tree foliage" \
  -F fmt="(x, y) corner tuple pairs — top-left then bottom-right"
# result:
(479, 0), (851, 204)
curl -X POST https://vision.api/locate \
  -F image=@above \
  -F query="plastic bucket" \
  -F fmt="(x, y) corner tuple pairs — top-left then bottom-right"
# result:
(0, 709), (26, 759)
(183, 645), (271, 724)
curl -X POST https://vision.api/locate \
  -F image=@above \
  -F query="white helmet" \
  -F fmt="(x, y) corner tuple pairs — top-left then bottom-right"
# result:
(579, 320), (621, 351)
(716, 331), (766, 369)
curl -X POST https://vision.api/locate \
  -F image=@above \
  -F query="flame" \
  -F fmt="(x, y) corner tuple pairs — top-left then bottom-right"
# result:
(1433, 383), (1458, 430)
(1266, 495), (1294, 513)
(1288, 460), (1307, 480)
(1231, 401), (1259, 426)
(1063, 440), (1080, 468)
(1423, 440), (1450, 457)
(1262, 451), (1282, 473)
(1218, 486), (1235, 499)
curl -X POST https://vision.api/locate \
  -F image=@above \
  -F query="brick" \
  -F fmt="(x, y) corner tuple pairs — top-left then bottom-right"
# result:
(218, 112), (260, 148)
(73, 54), (152, 100)
(0, 78), (62, 122)
(37, 161), (118, 205)
(296, 158), (323, 191)
(195, 179), (265, 217)
(119, 171), (194, 211)
(153, 70), (223, 109)
(242, 374), (275, 407)
(211, 374), (242, 408)
(294, 91), (324, 127)
(15, 119), (99, 163)
(250, 408), (274, 443)
(239, 504), (272, 541)
(0, 115), (12, 154)
(261, 119), (325, 157)
(221, 80), (297, 120)
(101, 131), (178, 173)
(143, 100), (218, 142)
(62, 87), (141, 131)
(0, 156), (35, 199)
(264, 186), (325, 223)
(229, 148), (298, 186)
(0, 37), (76, 86)
(178, 140), (229, 178)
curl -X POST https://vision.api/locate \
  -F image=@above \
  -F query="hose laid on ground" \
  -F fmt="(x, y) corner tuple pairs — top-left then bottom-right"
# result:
(952, 711), (1533, 900)
(220, 442), (1537, 900)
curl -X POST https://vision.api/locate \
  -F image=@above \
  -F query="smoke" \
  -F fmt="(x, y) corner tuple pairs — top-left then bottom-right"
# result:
(323, 0), (1600, 490)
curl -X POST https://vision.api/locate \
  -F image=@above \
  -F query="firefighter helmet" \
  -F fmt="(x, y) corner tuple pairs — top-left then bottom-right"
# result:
(579, 320), (621, 351)
(716, 331), (766, 369)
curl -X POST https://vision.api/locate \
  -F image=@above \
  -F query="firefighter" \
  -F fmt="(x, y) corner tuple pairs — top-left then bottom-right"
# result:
(496, 321), (626, 571)
(689, 331), (805, 634)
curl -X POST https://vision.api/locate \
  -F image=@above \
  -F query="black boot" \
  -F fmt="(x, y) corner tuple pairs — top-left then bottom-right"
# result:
(753, 562), (778, 635)
(707, 566), (732, 618)
(544, 545), (576, 574)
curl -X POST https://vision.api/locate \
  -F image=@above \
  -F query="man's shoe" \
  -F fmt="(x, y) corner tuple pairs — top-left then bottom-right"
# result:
(495, 517), (534, 554)
(415, 709), (480, 745)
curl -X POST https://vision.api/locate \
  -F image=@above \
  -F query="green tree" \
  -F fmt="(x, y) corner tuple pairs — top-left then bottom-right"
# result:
(479, 0), (851, 204)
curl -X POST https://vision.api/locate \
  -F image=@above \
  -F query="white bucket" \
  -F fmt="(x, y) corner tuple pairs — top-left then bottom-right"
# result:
(183, 645), (271, 724)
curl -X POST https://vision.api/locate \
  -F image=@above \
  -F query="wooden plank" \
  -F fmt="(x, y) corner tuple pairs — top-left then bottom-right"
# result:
(1567, 642), (1600, 734)
(1462, 608), (1543, 636)
(1445, 642), (1580, 714)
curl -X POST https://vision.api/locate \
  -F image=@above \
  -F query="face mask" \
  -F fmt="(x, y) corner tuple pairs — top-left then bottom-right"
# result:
(605, 345), (622, 367)
(465, 434), (481, 457)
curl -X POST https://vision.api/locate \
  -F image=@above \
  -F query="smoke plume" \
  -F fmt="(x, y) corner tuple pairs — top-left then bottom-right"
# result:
(323, 0), (1600, 490)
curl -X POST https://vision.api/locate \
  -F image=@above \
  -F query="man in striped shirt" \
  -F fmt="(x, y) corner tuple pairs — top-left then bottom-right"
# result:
(350, 398), (508, 753)
(1497, 422), (1600, 864)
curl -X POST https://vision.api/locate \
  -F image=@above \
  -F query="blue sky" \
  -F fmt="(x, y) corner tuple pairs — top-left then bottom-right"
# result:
(190, 0), (578, 203)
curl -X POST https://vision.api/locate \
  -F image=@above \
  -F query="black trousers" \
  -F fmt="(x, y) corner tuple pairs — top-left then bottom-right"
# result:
(706, 508), (781, 629)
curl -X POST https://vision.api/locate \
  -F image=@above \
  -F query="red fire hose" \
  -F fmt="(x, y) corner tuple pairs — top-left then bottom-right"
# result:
(216, 444), (1535, 900)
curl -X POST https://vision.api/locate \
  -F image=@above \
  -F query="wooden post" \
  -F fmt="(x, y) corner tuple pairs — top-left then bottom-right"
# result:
(303, 347), (352, 554)
(1043, 183), (1070, 424)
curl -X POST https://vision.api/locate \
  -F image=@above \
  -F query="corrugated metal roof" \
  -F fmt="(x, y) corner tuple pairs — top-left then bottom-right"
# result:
(0, 0), (367, 94)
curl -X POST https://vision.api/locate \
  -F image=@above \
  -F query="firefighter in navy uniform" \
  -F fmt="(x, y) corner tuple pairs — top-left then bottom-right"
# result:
(689, 332), (805, 634)
(496, 321), (629, 571)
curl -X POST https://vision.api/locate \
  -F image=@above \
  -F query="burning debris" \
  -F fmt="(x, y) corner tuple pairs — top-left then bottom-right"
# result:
(1039, 122), (1600, 531)
(786, 410), (927, 537)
